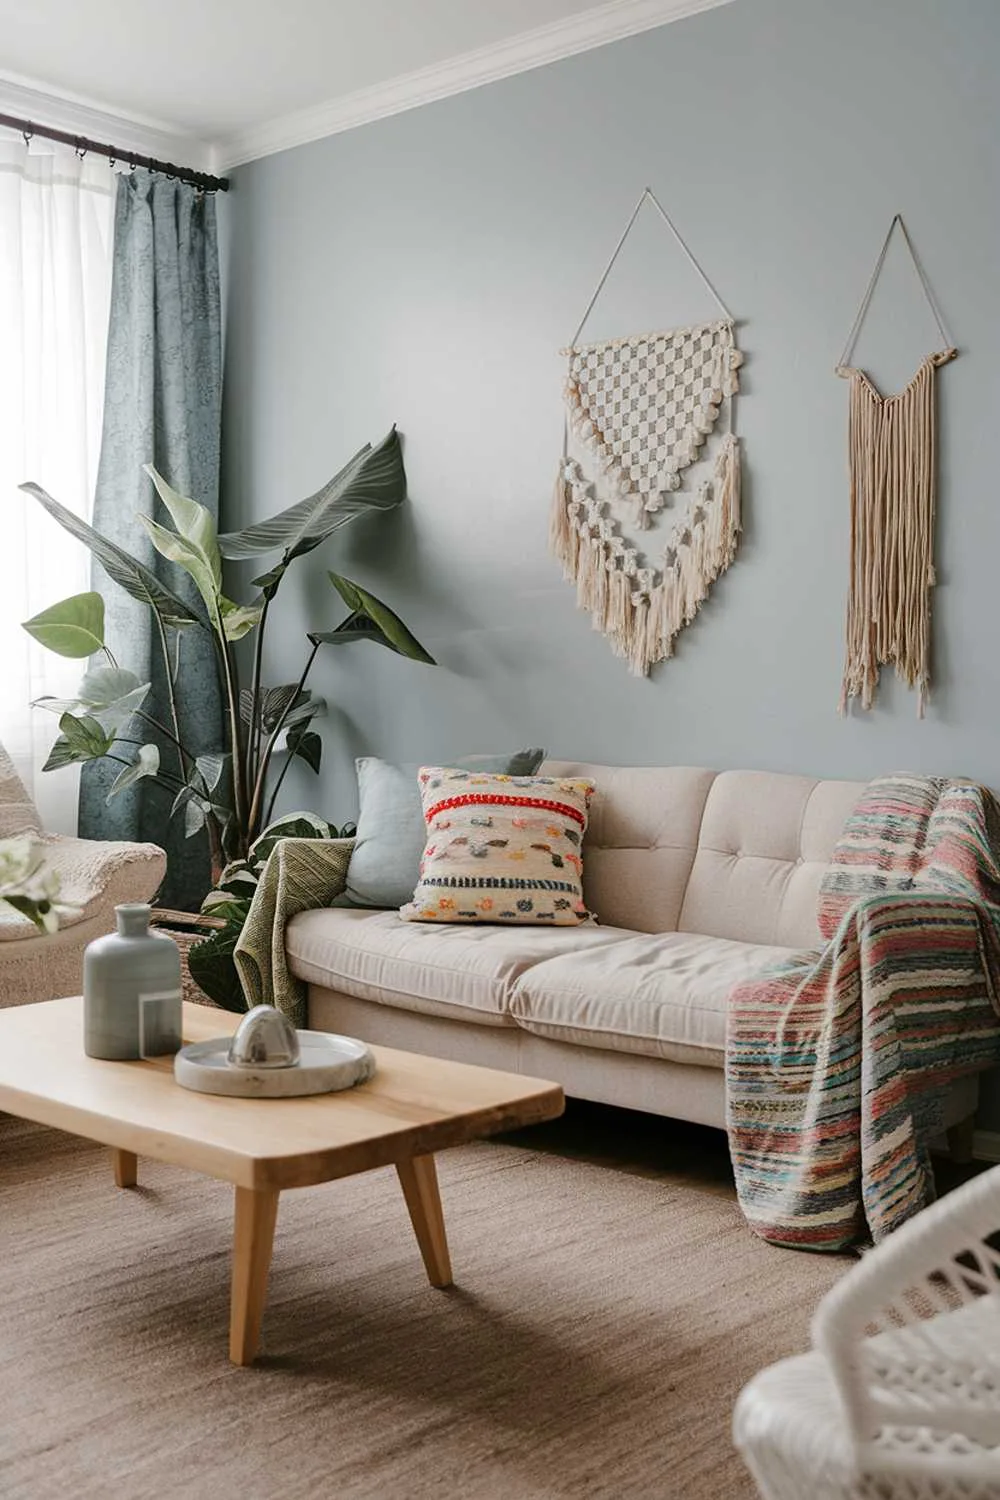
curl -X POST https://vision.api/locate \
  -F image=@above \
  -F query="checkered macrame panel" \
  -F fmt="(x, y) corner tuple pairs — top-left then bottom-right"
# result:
(564, 319), (741, 518)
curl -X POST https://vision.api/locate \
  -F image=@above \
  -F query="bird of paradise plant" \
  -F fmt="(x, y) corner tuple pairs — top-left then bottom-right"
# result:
(18, 427), (433, 882)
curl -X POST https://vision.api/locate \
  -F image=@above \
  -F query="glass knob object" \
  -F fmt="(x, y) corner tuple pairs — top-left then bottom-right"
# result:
(227, 1005), (301, 1070)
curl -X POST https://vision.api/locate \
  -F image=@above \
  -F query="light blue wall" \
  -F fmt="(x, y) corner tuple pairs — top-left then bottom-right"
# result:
(222, 0), (1000, 1123)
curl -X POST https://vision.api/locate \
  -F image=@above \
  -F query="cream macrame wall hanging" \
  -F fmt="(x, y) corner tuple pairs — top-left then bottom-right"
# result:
(550, 188), (744, 678)
(836, 214), (957, 717)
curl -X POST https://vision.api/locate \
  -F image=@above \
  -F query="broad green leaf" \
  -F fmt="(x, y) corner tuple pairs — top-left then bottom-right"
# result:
(21, 592), (105, 658)
(186, 927), (245, 1012)
(19, 483), (204, 630)
(199, 893), (252, 924)
(240, 686), (325, 735)
(77, 666), (142, 706)
(43, 712), (113, 771)
(310, 612), (393, 650)
(43, 736), (88, 772)
(90, 684), (151, 735)
(181, 793), (230, 840)
(59, 712), (112, 757)
(282, 694), (326, 731)
(75, 667), (151, 734)
(314, 576), (435, 664)
(248, 811), (335, 871)
(217, 428), (405, 565)
(139, 514), (220, 619)
(286, 726), (322, 775)
(35, 669), (150, 736)
(106, 743), (160, 802)
(240, 684), (299, 730)
(171, 783), (196, 818)
(184, 796), (207, 837)
(195, 753), (229, 792)
(220, 596), (263, 642)
(32, 695), (81, 717)
(210, 860), (259, 899)
(249, 563), (284, 594)
(143, 466), (222, 589)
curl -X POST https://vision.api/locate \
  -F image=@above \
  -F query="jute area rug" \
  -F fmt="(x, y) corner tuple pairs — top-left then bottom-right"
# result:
(0, 1104), (849, 1500)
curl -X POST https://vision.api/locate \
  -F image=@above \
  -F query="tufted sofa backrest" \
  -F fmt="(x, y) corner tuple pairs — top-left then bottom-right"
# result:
(544, 762), (865, 950)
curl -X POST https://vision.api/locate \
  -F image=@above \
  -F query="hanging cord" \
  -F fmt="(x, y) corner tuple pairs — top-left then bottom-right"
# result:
(566, 186), (733, 349)
(836, 213), (954, 372)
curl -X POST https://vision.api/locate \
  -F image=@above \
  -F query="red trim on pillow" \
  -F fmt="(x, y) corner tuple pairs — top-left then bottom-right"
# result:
(425, 793), (587, 828)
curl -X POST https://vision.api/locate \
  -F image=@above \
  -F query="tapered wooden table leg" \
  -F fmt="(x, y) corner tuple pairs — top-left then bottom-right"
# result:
(396, 1153), (453, 1288)
(230, 1186), (280, 1366)
(112, 1148), (137, 1189)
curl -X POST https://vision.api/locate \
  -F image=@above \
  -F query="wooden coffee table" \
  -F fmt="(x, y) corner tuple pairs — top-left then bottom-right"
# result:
(0, 997), (564, 1365)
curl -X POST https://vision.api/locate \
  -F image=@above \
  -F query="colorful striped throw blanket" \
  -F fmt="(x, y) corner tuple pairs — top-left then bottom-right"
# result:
(726, 775), (1000, 1250)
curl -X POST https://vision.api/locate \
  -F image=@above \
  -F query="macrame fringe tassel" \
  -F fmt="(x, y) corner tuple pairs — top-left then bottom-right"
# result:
(549, 465), (573, 564)
(548, 438), (742, 680)
(838, 356), (949, 717)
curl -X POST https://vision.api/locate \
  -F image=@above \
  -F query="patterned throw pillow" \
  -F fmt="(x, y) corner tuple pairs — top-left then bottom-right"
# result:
(400, 768), (595, 925)
(343, 749), (546, 908)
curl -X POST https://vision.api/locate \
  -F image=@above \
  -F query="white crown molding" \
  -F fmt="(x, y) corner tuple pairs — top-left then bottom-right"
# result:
(217, 0), (736, 171)
(0, 68), (215, 173)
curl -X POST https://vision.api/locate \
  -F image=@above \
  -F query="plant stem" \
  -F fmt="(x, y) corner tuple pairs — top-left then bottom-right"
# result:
(262, 747), (294, 828)
(246, 640), (319, 840)
(205, 812), (225, 886)
(217, 630), (248, 850)
(153, 613), (188, 780)
(135, 710), (192, 762)
(245, 592), (272, 799)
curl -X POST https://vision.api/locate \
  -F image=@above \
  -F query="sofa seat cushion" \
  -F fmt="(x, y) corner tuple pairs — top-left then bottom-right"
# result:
(285, 907), (633, 1026)
(509, 931), (811, 1066)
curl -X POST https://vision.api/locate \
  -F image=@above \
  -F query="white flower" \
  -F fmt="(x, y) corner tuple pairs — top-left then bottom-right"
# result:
(0, 837), (77, 933)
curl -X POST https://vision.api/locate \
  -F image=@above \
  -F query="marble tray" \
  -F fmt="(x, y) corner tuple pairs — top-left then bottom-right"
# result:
(174, 1030), (376, 1098)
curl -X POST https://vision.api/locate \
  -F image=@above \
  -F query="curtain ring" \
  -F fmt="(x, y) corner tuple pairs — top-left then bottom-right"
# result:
(21, 126), (32, 146)
(74, 138), (87, 159)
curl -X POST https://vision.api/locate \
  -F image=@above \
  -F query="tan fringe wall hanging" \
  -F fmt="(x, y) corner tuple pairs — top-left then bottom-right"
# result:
(550, 188), (744, 678)
(836, 214), (957, 716)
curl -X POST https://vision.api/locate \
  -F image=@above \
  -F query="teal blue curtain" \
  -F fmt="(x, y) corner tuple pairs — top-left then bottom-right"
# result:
(79, 171), (223, 909)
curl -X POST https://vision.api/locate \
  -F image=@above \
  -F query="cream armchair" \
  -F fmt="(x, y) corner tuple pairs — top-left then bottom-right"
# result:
(0, 743), (166, 1007)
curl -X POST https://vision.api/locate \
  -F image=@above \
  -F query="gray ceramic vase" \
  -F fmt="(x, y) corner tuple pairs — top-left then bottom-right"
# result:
(83, 903), (183, 1060)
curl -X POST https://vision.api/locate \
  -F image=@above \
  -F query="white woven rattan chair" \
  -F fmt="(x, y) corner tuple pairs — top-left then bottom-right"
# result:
(734, 1163), (1000, 1499)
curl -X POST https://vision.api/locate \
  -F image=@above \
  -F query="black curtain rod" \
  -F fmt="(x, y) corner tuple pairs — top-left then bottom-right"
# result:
(0, 111), (229, 192)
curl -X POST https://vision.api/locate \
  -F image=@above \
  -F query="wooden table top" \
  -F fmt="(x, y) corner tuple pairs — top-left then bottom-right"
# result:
(0, 998), (564, 1190)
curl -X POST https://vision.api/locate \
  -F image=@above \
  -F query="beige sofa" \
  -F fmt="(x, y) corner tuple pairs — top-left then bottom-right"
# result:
(287, 764), (978, 1132)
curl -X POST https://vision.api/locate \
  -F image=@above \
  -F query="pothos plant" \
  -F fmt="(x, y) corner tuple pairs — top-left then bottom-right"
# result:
(19, 428), (434, 1006)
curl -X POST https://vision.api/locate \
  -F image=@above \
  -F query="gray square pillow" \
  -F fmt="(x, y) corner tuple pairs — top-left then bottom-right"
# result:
(343, 749), (546, 908)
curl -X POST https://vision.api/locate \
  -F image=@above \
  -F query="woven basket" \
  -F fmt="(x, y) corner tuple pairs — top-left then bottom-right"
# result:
(149, 908), (226, 1010)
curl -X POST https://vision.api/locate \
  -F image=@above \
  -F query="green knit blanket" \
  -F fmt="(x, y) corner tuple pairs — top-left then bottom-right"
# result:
(234, 837), (354, 1027)
(726, 775), (1000, 1250)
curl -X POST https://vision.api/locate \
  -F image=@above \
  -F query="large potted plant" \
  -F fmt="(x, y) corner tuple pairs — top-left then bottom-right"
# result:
(19, 427), (433, 1005)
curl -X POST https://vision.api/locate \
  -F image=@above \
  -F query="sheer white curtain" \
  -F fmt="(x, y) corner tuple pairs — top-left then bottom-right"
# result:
(0, 137), (115, 833)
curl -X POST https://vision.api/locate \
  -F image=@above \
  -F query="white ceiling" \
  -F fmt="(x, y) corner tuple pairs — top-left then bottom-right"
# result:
(0, 0), (731, 171)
